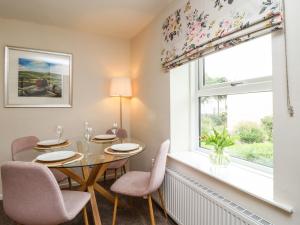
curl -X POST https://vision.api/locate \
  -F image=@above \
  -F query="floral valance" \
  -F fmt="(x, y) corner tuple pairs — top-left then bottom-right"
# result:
(161, 0), (283, 70)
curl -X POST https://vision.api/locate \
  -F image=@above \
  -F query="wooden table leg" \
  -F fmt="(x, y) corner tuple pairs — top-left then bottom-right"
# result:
(88, 185), (102, 225)
(94, 183), (115, 204)
(93, 165), (126, 208)
(82, 166), (103, 225)
(56, 168), (85, 186)
(56, 164), (113, 225)
(95, 163), (109, 181)
(93, 163), (117, 204)
(83, 207), (89, 225)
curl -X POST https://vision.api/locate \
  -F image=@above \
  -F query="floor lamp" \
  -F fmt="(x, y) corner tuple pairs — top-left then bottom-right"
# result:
(110, 77), (132, 131)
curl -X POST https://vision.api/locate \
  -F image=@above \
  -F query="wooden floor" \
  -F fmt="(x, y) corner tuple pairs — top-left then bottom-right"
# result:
(0, 180), (177, 225)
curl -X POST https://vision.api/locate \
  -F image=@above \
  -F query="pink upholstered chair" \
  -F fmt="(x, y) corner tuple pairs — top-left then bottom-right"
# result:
(1, 161), (90, 225)
(106, 128), (128, 139)
(103, 129), (128, 181)
(110, 140), (170, 225)
(11, 136), (72, 189)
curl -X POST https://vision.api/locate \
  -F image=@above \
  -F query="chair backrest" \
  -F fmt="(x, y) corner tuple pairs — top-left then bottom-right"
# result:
(147, 140), (170, 193)
(106, 128), (128, 139)
(11, 136), (39, 160)
(1, 161), (69, 225)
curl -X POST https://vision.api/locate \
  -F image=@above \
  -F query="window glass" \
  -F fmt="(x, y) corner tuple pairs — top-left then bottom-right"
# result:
(200, 92), (273, 167)
(204, 35), (272, 86)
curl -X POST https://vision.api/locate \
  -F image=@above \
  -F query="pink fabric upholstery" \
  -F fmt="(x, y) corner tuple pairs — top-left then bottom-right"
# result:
(111, 171), (150, 196)
(111, 140), (170, 197)
(147, 140), (170, 193)
(1, 161), (90, 225)
(61, 190), (90, 220)
(11, 136), (67, 183)
(106, 128), (128, 139)
(11, 136), (39, 160)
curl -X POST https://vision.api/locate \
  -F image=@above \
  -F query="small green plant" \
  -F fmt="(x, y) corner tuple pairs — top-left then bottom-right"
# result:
(235, 122), (265, 144)
(201, 128), (235, 166)
(201, 128), (235, 154)
(261, 116), (273, 141)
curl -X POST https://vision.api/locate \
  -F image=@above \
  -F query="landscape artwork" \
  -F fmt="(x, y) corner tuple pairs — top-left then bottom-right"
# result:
(5, 46), (72, 107)
(18, 58), (64, 98)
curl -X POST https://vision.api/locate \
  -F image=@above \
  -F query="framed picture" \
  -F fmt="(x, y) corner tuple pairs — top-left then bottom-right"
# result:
(4, 46), (72, 107)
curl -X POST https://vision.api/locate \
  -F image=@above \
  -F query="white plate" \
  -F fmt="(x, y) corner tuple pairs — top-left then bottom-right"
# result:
(94, 134), (116, 140)
(37, 139), (66, 146)
(110, 143), (139, 152)
(36, 151), (75, 162)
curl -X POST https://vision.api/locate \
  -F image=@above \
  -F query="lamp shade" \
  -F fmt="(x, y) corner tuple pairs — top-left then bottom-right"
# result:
(110, 77), (132, 97)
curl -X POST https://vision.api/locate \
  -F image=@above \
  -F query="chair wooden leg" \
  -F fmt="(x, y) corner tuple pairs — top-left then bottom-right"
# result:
(68, 177), (72, 190)
(83, 206), (89, 225)
(112, 194), (119, 225)
(158, 189), (168, 220)
(122, 165), (126, 174)
(147, 195), (156, 225)
(114, 169), (117, 180)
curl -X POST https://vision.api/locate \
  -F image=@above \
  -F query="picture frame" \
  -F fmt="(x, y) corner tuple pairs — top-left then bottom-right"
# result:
(4, 46), (72, 108)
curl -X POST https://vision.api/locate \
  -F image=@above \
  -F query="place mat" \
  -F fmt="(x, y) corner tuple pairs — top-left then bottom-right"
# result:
(91, 137), (119, 144)
(33, 141), (71, 150)
(104, 146), (143, 155)
(33, 152), (83, 167)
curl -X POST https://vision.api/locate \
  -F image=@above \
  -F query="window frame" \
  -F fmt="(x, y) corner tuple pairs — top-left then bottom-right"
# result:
(192, 38), (274, 173)
(198, 58), (272, 97)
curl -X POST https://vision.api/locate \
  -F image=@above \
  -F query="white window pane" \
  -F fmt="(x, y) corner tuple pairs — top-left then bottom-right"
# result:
(204, 35), (272, 86)
(200, 92), (273, 167)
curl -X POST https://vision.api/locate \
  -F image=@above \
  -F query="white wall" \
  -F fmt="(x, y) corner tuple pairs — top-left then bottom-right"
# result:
(0, 18), (131, 192)
(130, 9), (172, 170)
(170, 63), (190, 152)
(130, 0), (300, 224)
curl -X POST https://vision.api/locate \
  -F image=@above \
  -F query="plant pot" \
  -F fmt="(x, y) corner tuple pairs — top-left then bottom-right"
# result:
(209, 151), (230, 167)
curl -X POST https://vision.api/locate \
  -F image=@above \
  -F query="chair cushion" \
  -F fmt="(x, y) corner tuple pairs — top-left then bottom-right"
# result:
(110, 171), (151, 197)
(62, 191), (90, 220)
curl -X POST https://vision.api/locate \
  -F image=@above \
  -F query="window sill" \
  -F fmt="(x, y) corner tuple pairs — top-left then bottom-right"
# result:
(167, 151), (293, 214)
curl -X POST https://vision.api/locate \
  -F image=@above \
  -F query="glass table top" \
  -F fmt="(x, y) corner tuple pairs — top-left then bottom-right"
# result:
(14, 138), (145, 168)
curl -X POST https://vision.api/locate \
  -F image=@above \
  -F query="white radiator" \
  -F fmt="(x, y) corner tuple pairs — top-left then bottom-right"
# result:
(159, 168), (273, 225)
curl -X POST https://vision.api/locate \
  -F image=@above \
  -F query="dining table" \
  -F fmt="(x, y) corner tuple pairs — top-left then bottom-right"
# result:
(13, 137), (145, 225)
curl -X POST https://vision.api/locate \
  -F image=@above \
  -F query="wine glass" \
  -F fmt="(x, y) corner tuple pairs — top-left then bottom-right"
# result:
(84, 121), (89, 139)
(112, 122), (118, 135)
(84, 121), (89, 132)
(86, 127), (93, 141)
(56, 125), (63, 142)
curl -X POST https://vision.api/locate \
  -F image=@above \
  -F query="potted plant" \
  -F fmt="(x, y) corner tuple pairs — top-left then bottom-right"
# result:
(201, 128), (235, 166)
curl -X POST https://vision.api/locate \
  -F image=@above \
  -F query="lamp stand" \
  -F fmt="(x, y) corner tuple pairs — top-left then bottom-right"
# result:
(119, 96), (123, 129)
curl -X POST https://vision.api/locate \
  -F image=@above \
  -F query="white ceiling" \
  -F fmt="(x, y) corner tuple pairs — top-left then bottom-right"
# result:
(0, 0), (174, 39)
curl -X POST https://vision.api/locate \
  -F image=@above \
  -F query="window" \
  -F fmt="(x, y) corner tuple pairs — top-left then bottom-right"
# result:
(197, 34), (273, 168)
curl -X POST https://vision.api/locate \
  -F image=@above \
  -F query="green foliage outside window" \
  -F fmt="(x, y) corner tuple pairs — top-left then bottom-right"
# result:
(234, 122), (265, 144)
(261, 116), (273, 141)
